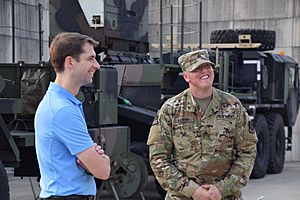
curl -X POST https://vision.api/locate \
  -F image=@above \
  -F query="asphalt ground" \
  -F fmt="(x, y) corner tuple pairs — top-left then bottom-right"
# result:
(7, 161), (300, 200)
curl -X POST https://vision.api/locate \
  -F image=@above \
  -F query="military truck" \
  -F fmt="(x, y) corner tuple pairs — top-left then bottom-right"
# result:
(160, 29), (299, 179)
(0, 0), (159, 199)
(0, 1), (299, 200)
(207, 29), (299, 178)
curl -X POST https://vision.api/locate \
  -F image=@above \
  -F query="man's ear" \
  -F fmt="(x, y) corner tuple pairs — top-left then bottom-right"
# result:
(65, 56), (73, 70)
(182, 72), (190, 82)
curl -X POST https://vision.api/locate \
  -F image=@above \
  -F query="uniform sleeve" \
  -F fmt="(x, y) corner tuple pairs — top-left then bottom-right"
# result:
(215, 103), (257, 197)
(147, 104), (200, 198)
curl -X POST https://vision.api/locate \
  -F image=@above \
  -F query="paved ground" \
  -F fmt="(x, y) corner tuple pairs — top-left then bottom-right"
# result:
(241, 161), (300, 200)
(7, 161), (300, 200)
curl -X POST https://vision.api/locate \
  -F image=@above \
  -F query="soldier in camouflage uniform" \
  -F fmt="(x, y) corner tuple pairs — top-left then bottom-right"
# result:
(147, 50), (257, 200)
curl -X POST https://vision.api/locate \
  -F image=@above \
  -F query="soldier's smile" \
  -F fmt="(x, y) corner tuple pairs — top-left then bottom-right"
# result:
(200, 74), (209, 80)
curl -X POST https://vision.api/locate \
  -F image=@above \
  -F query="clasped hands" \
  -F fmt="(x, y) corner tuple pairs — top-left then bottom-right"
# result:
(192, 184), (222, 200)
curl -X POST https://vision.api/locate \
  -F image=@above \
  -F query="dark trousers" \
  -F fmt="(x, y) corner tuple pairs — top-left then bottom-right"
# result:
(41, 195), (95, 200)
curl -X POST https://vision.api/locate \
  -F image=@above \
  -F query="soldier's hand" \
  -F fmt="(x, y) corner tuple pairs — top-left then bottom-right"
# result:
(192, 186), (216, 200)
(201, 184), (222, 200)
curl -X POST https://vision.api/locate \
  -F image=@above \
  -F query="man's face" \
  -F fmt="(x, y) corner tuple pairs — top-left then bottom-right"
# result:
(73, 42), (100, 86)
(183, 63), (214, 90)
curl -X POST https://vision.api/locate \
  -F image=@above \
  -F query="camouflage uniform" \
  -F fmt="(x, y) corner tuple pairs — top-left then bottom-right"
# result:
(147, 87), (257, 200)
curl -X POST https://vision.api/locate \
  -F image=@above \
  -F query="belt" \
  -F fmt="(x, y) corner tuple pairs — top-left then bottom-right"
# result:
(41, 195), (95, 200)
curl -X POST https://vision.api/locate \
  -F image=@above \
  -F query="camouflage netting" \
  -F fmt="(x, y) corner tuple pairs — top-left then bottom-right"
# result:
(21, 69), (49, 114)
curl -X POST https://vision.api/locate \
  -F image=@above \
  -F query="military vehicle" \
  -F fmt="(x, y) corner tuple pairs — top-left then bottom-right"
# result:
(0, 0), (154, 199)
(0, 0), (299, 200)
(208, 29), (299, 178)
(159, 28), (299, 179)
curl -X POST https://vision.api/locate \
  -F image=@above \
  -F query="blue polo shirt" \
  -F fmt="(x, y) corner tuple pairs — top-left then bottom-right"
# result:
(34, 82), (95, 198)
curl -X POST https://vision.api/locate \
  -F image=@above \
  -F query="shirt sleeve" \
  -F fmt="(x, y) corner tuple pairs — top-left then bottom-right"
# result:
(52, 106), (94, 155)
(147, 104), (200, 198)
(215, 103), (258, 197)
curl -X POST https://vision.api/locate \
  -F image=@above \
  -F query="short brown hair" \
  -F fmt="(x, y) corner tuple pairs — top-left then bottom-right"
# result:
(49, 32), (99, 73)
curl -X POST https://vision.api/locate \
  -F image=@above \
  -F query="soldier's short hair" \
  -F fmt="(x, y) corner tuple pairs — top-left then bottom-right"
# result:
(50, 32), (99, 73)
(178, 49), (215, 72)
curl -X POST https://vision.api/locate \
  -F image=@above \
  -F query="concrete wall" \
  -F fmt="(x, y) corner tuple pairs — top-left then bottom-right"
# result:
(0, 0), (49, 63)
(149, 0), (300, 161)
(149, 0), (300, 61)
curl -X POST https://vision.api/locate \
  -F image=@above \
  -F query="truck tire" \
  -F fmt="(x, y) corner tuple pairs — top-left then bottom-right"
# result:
(210, 29), (276, 51)
(251, 114), (270, 178)
(104, 152), (149, 198)
(0, 160), (9, 200)
(265, 113), (285, 174)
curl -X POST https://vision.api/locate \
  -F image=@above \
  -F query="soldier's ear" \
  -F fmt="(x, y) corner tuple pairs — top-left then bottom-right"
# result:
(182, 72), (190, 83)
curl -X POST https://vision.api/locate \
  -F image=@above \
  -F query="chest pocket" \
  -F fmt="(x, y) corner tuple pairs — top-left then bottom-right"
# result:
(172, 119), (200, 158)
(202, 118), (236, 155)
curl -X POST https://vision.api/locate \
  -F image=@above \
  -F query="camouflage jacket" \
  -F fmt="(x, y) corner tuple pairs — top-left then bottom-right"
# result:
(147, 88), (257, 200)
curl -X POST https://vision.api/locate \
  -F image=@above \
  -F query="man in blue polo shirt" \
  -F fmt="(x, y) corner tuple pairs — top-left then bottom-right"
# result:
(35, 32), (111, 200)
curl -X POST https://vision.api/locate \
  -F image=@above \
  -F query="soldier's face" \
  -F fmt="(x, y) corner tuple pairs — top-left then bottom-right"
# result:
(73, 42), (100, 86)
(183, 63), (214, 90)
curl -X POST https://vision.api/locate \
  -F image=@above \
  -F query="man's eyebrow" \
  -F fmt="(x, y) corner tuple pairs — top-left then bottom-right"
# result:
(87, 54), (96, 59)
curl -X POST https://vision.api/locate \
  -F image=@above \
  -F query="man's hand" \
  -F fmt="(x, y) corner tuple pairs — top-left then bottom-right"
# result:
(201, 184), (222, 200)
(192, 186), (216, 200)
(77, 142), (111, 179)
(77, 143), (107, 171)
(93, 143), (106, 158)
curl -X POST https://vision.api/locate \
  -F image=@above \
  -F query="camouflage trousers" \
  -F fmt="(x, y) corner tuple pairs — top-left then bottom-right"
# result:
(165, 192), (243, 200)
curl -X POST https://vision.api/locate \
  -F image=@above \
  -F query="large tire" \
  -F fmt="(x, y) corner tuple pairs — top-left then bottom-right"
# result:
(210, 29), (276, 51)
(265, 113), (285, 174)
(0, 160), (9, 200)
(105, 152), (148, 198)
(251, 114), (270, 178)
